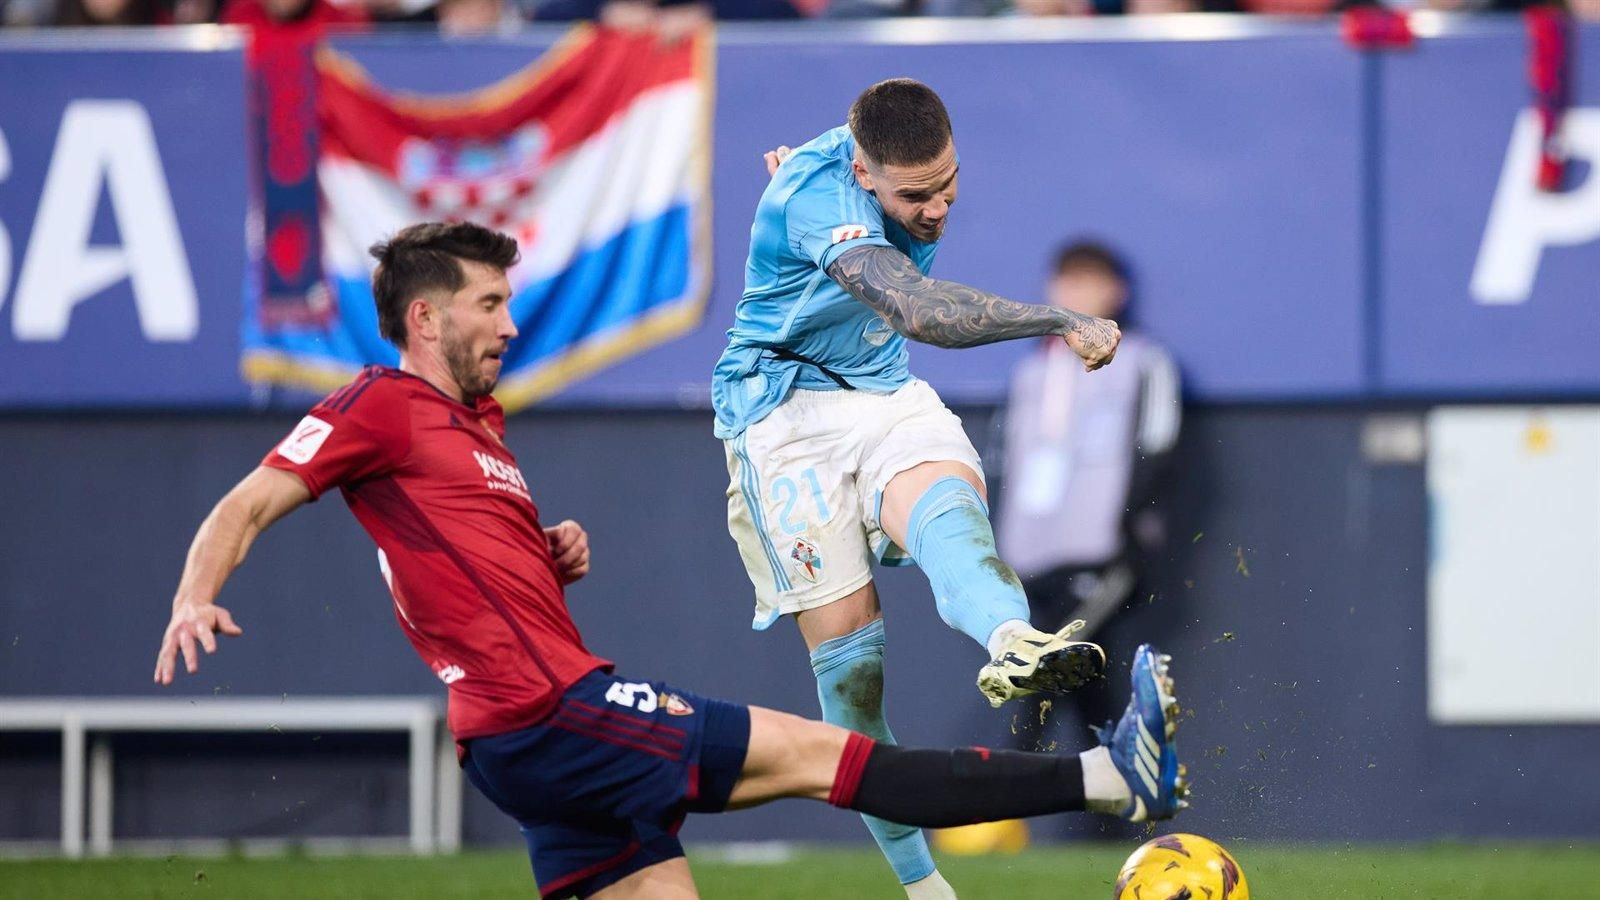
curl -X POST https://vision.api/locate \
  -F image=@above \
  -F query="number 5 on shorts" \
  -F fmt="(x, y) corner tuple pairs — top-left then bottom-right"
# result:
(605, 681), (658, 713)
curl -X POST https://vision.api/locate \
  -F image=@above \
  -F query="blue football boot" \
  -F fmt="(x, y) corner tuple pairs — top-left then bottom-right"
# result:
(1095, 643), (1188, 822)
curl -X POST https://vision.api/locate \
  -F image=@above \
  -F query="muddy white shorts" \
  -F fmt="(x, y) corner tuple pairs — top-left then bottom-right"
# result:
(722, 379), (984, 630)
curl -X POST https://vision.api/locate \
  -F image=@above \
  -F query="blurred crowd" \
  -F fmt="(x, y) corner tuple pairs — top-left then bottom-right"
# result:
(2, 0), (1595, 33)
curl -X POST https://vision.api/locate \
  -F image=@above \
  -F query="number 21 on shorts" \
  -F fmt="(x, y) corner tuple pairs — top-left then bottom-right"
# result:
(769, 467), (831, 535)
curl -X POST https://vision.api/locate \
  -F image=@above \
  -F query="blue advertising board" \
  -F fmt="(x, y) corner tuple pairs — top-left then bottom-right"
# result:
(1379, 25), (1600, 396)
(0, 20), (1595, 409)
(0, 41), (251, 406)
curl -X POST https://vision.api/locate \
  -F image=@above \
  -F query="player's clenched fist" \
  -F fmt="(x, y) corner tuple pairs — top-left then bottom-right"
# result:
(154, 600), (243, 684)
(763, 145), (793, 177)
(1064, 315), (1121, 372)
(545, 520), (591, 585)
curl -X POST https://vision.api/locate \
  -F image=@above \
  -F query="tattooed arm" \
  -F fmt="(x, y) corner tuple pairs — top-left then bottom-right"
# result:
(826, 245), (1121, 370)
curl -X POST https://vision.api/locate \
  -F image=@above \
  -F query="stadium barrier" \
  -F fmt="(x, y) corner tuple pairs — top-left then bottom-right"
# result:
(0, 697), (459, 858)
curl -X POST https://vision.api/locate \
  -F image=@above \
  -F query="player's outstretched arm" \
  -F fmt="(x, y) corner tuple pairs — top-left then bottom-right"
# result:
(153, 466), (310, 685)
(827, 244), (1121, 370)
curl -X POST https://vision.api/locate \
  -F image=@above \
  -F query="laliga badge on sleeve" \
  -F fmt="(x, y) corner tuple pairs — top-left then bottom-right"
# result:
(277, 415), (334, 465)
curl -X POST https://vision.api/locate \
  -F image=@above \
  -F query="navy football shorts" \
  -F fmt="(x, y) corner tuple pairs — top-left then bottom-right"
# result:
(463, 671), (752, 899)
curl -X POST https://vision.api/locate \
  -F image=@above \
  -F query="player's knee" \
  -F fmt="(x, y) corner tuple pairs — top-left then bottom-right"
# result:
(748, 708), (850, 800)
(796, 588), (881, 652)
(789, 715), (853, 798)
(778, 709), (848, 764)
(800, 714), (852, 756)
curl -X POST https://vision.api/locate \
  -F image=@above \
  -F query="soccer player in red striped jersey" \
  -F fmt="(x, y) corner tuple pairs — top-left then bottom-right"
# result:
(153, 222), (1185, 900)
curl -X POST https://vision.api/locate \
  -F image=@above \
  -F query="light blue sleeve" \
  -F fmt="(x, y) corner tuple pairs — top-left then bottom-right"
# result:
(784, 172), (894, 273)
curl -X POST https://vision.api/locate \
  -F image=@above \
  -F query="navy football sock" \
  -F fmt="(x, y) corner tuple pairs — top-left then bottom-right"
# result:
(830, 735), (1086, 828)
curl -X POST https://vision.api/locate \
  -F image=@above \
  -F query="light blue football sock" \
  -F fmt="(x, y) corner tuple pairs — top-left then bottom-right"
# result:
(905, 476), (1032, 650)
(810, 619), (937, 886)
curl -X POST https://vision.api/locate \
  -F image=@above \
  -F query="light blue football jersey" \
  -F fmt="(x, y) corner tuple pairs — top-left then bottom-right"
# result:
(711, 126), (941, 439)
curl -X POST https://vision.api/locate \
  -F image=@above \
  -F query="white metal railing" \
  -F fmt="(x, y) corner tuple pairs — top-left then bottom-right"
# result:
(0, 697), (460, 858)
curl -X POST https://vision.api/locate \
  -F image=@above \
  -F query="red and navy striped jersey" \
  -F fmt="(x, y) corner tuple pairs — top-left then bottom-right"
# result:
(263, 366), (610, 744)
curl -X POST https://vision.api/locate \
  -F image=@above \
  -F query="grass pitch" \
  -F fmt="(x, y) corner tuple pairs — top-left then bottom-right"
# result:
(2, 843), (1597, 898)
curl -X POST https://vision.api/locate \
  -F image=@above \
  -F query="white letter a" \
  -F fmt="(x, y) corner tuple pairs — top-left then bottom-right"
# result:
(10, 100), (198, 341)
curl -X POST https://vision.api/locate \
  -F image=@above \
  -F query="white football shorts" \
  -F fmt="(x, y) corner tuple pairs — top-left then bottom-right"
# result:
(723, 379), (984, 630)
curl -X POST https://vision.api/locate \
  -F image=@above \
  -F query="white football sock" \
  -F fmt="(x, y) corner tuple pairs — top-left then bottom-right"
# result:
(984, 618), (1034, 658)
(1080, 745), (1131, 814)
(904, 869), (959, 899)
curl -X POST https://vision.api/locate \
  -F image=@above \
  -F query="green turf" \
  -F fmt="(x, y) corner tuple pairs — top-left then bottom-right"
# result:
(2, 843), (1598, 899)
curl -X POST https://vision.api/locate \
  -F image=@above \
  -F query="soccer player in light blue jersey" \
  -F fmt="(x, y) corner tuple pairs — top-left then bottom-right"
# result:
(712, 80), (1128, 898)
